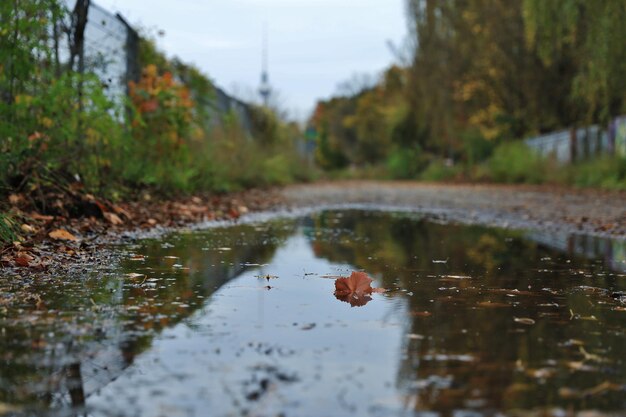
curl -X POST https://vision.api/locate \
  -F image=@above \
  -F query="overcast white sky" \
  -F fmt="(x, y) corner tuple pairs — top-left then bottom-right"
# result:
(95, 0), (408, 120)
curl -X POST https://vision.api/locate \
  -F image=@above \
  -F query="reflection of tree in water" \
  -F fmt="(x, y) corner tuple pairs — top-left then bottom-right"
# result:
(0, 221), (293, 414)
(309, 210), (625, 413)
(3, 212), (624, 414)
(115, 222), (292, 364)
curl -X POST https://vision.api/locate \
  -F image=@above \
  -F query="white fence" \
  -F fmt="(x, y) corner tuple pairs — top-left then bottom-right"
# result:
(525, 116), (626, 163)
(526, 230), (626, 273)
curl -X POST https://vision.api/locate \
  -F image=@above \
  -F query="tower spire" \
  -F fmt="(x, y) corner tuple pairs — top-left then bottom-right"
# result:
(258, 21), (271, 107)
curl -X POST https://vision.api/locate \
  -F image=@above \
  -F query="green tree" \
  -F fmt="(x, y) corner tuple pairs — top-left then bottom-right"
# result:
(523, 0), (626, 123)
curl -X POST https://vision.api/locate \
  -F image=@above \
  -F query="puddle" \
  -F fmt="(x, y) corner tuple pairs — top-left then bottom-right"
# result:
(1, 210), (626, 416)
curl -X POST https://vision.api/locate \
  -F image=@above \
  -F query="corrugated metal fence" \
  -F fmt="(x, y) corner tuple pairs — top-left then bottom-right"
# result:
(80, 3), (139, 107)
(526, 230), (626, 273)
(525, 116), (626, 163)
(210, 86), (254, 134)
(77, 1), (253, 133)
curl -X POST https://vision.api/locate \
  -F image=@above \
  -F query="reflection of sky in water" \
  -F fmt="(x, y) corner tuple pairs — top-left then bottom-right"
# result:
(3, 210), (625, 416)
(89, 231), (407, 416)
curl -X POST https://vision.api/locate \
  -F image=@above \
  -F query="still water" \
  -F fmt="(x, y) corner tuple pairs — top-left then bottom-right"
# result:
(1, 210), (626, 416)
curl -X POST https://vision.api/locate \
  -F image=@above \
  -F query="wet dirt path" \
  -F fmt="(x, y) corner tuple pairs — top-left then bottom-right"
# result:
(2, 181), (624, 281)
(280, 181), (626, 239)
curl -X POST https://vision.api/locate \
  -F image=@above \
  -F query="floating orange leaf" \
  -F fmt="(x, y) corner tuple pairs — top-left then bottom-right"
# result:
(334, 271), (385, 307)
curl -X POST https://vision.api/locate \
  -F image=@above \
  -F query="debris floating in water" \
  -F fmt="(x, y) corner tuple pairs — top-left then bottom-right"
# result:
(334, 271), (385, 307)
(432, 258), (449, 264)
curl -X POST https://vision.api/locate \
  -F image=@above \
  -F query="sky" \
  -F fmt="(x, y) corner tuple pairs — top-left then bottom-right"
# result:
(95, 0), (408, 120)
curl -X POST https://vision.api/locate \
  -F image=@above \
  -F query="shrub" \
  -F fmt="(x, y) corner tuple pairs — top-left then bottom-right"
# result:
(420, 160), (460, 182)
(0, 0), (125, 195)
(570, 156), (626, 189)
(0, 2), (309, 205)
(2, 71), (124, 194)
(386, 146), (425, 179)
(462, 129), (495, 165)
(486, 142), (548, 183)
(124, 64), (197, 191)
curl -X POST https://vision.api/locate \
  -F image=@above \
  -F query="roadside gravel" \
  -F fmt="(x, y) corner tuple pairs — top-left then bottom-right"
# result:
(3, 181), (624, 277)
(2, 181), (624, 310)
(280, 181), (626, 239)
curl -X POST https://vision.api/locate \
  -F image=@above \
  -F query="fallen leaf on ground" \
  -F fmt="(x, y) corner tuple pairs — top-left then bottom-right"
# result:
(334, 271), (385, 307)
(113, 204), (132, 219)
(48, 229), (78, 241)
(228, 208), (240, 219)
(103, 211), (123, 225)
(20, 224), (36, 233)
(31, 213), (54, 221)
(14, 256), (31, 267)
(8, 194), (23, 205)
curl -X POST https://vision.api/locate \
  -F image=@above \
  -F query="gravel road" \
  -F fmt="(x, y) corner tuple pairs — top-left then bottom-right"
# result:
(280, 181), (626, 239)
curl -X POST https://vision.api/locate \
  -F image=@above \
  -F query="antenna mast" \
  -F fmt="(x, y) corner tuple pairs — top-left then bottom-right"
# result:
(258, 21), (271, 107)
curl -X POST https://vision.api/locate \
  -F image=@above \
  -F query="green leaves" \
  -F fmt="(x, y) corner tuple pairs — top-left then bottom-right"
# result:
(523, 0), (626, 123)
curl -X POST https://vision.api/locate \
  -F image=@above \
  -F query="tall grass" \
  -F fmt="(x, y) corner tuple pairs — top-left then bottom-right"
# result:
(483, 142), (548, 184)
(568, 156), (626, 190)
(0, 213), (17, 244)
(467, 143), (625, 189)
(202, 113), (315, 192)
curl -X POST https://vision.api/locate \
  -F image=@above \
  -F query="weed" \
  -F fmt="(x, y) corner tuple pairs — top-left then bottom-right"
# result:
(420, 160), (460, 182)
(0, 213), (17, 244)
(569, 156), (626, 190)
